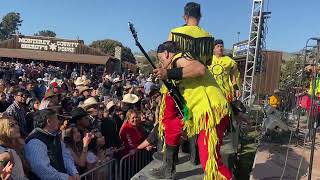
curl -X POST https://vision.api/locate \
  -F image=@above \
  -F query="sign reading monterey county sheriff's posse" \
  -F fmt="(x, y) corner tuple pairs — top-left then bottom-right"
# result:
(18, 37), (80, 53)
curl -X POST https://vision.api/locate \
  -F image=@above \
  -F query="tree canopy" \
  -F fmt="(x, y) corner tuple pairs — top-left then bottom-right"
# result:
(34, 30), (56, 37)
(0, 12), (23, 41)
(90, 39), (135, 63)
(279, 55), (305, 89)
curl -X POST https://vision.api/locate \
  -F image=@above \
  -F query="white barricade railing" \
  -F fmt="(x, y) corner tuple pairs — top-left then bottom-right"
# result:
(119, 149), (154, 180)
(80, 158), (117, 180)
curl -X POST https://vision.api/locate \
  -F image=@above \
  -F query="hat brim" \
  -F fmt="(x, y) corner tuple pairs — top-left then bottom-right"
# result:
(113, 80), (122, 84)
(80, 102), (101, 110)
(79, 88), (93, 94)
(122, 97), (139, 104)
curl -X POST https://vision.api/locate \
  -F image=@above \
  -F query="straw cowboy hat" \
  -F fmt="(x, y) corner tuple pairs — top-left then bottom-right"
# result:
(79, 97), (100, 110)
(122, 93), (139, 104)
(113, 77), (122, 84)
(79, 86), (92, 94)
(106, 101), (115, 110)
(74, 76), (90, 86)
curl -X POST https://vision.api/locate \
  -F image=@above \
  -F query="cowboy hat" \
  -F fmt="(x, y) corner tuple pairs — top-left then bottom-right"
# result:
(113, 77), (122, 84)
(74, 77), (90, 86)
(79, 97), (100, 110)
(70, 107), (89, 124)
(147, 77), (153, 82)
(38, 99), (61, 110)
(79, 86), (92, 94)
(122, 93), (139, 104)
(106, 101), (115, 110)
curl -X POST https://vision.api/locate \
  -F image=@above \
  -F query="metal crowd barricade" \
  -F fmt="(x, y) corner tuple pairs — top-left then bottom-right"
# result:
(80, 158), (117, 180)
(119, 149), (154, 180)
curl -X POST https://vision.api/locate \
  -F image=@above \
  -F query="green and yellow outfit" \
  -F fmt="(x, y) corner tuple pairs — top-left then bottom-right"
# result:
(158, 53), (231, 180)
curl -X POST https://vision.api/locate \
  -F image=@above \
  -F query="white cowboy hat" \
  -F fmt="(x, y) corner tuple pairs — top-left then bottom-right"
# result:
(122, 93), (139, 104)
(36, 78), (43, 82)
(79, 86), (92, 94)
(106, 101), (115, 110)
(147, 77), (153, 82)
(79, 97), (100, 110)
(113, 77), (122, 84)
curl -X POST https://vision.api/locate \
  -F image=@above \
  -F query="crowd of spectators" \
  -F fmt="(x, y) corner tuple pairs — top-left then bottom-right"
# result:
(0, 60), (161, 180)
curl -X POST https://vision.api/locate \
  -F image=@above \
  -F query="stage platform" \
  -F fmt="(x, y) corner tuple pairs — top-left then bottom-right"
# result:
(131, 130), (239, 180)
(250, 114), (320, 180)
(131, 152), (204, 180)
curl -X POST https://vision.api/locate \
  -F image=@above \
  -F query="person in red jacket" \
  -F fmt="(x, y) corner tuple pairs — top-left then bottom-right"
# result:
(119, 109), (144, 154)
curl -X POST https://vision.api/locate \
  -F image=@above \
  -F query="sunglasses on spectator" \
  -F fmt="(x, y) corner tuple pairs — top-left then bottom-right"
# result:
(16, 94), (27, 98)
(87, 109), (98, 114)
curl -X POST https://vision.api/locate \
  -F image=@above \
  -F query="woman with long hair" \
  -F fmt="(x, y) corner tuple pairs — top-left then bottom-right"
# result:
(119, 109), (144, 154)
(0, 114), (29, 179)
(62, 126), (93, 173)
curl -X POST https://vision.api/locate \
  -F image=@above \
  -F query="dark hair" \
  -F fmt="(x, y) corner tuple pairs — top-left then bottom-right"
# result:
(157, 41), (180, 54)
(88, 137), (98, 154)
(184, 2), (201, 19)
(13, 89), (26, 96)
(214, 39), (224, 46)
(34, 109), (56, 128)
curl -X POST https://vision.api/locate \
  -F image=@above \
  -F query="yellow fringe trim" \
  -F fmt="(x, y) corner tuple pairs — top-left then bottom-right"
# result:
(183, 105), (229, 180)
(158, 88), (167, 152)
(157, 81), (231, 179)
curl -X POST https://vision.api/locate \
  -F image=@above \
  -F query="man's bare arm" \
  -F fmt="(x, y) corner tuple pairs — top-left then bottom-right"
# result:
(176, 57), (206, 78)
(231, 63), (239, 85)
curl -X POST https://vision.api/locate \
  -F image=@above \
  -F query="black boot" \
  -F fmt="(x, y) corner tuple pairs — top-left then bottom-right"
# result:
(174, 145), (180, 165)
(189, 135), (200, 165)
(149, 144), (177, 179)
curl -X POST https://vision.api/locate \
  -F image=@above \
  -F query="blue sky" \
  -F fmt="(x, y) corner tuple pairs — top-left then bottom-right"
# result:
(0, 0), (319, 53)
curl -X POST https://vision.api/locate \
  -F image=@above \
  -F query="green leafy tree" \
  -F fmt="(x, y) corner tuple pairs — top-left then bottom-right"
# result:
(135, 50), (158, 74)
(0, 12), (23, 41)
(34, 30), (56, 37)
(89, 39), (135, 63)
(279, 54), (305, 89)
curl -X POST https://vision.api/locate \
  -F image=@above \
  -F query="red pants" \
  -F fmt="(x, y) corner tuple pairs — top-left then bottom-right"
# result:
(162, 94), (232, 178)
(163, 117), (183, 146)
(162, 94), (184, 146)
(197, 116), (232, 180)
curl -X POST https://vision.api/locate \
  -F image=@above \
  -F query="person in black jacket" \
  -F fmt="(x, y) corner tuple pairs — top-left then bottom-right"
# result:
(101, 101), (121, 148)
(0, 92), (10, 113)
